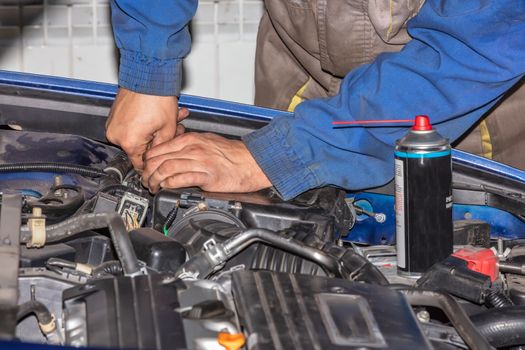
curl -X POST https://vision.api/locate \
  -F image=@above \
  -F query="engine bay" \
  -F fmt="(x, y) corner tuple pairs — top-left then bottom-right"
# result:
(1, 73), (525, 350)
(1, 129), (525, 350)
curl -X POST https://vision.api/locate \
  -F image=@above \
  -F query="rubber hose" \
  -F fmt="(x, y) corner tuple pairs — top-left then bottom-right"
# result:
(485, 290), (514, 308)
(46, 258), (76, 270)
(471, 306), (525, 348)
(176, 228), (388, 285)
(176, 228), (343, 279)
(230, 229), (388, 285)
(20, 212), (141, 276)
(102, 152), (132, 183)
(223, 229), (344, 277)
(0, 162), (107, 178)
(17, 301), (53, 325)
(339, 249), (389, 285)
(94, 260), (123, 275)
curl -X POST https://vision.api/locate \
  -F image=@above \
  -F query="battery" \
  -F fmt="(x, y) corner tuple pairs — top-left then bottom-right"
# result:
(395, 115), (453, 275)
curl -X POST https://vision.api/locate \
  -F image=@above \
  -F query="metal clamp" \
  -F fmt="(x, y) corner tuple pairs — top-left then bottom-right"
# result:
(39, 314), (56, 334)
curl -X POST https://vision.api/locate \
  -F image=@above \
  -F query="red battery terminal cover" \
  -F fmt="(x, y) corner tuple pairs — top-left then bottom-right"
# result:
(452, 247), (499, 281)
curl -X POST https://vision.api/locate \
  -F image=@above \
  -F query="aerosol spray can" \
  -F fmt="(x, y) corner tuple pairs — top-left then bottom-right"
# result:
(395, 115), (453, 275)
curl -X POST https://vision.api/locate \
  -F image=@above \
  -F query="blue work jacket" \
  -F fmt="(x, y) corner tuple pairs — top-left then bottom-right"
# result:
(111, 0), (525, 200)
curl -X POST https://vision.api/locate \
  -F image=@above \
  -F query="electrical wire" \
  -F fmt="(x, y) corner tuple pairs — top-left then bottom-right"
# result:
(163, 201), (179, 236)
(0, 162), (107, 178)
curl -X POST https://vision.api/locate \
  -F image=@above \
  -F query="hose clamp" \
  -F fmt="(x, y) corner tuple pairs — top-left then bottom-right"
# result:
(203, 239), (228, 267)
(75, 263), (93, 275)
(39, 314), (56, 334)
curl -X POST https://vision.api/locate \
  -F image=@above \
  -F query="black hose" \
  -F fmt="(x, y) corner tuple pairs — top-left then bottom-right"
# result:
(175, 228), (343, 279)
(222, 229), (388, 284)
(175, 228), (388, 285)
(499, 262), (525, 275)
(99, 153), (133, 190)
(93, 261), (123, 275)
(339, 249), (389, 285)
(397, 289), (493, 350)
(21, 212), (141, 276)
(223, 229), (345, 277)
(46, 258), (76, 270)
(0, 162), (107, 178)
(470, 306), (525, 348)
(17, 301), (53, 325)
(485, 290), (514, 308)
(102, 152), (132, 183)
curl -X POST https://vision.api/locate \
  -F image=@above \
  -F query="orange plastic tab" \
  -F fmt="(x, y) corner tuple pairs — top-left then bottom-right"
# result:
(217, 332), (246, 350)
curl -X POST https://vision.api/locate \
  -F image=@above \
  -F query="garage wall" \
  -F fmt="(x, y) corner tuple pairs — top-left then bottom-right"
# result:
(0, 0), (264, 104)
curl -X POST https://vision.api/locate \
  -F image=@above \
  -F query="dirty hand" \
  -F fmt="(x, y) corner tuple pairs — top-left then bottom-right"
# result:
(105, 87), (189, 170)
(142, 132), (272, 193)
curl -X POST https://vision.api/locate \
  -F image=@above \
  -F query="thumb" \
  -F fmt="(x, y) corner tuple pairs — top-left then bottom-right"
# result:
(151, 122), (176, 147)
(178, 107), (190, 122)
(129, 143), (148, 171)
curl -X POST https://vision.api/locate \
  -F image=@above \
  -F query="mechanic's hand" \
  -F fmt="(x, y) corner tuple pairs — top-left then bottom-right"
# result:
(142, 132), (272, 193)
(106, 87), (189, 170)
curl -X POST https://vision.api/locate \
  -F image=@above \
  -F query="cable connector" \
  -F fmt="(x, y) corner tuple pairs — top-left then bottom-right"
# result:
(27, 207), (46, 248)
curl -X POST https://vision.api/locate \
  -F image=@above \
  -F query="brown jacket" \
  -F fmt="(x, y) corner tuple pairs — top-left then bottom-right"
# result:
(254, 0), (525, 169)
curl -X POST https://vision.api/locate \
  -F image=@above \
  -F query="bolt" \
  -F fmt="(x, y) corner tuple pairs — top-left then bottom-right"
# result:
(498, 238), (504, 256)
(417, 310), (430, 323)
(53, 176), (62, 187)
(197, 202), (208, 211)
(496, 238), (510, 260)
(374, 213), (386, 223)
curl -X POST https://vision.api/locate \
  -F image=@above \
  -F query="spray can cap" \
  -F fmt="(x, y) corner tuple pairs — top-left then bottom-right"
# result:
(412, 115), (432, 131)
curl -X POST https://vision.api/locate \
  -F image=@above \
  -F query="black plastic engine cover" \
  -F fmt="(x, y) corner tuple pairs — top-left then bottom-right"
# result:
(153, 187), (354, 242)
(62, 275), (186, 349)
(231, 271), (431, 349)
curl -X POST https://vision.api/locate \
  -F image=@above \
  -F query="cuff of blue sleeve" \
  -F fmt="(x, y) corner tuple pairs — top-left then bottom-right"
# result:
(243, 118), (319, 200)
(118, 49), (183, 96)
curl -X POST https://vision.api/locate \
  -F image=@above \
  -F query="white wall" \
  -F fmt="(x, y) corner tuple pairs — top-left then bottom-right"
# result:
(0, 0), (264, 104)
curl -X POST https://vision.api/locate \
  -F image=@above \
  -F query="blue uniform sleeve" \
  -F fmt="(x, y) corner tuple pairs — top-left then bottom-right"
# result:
(244, 0), (525, 200)
(110, 0), (198, 96)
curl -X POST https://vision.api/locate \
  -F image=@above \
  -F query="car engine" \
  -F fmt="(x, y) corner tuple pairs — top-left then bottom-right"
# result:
(1, 125), (525, 350)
